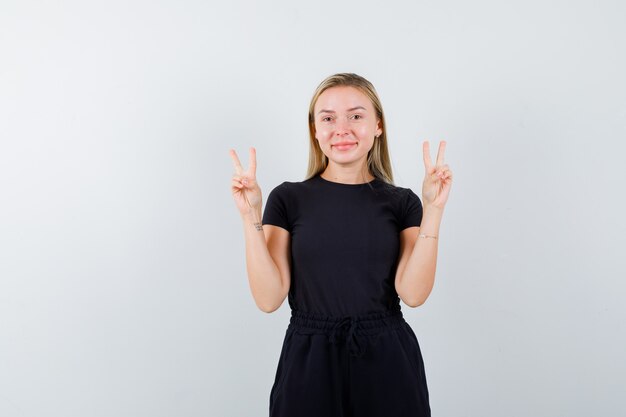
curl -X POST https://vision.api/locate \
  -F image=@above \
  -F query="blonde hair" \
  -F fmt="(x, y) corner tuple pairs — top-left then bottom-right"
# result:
(306, 73), (394, 185)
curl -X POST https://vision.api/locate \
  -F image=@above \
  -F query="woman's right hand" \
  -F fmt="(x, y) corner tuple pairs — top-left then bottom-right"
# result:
(229, 147), (262, 216)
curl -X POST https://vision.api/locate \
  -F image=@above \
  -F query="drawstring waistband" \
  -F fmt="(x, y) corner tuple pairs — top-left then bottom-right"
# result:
(289, 309), (405, 358)
(329, 316), (365, 357)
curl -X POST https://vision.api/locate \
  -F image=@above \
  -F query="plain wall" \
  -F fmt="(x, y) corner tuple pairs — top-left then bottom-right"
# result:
(1, 0), (625, 416)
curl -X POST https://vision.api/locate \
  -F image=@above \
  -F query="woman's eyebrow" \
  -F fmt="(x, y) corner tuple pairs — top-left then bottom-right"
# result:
(317, 106), (367, 115)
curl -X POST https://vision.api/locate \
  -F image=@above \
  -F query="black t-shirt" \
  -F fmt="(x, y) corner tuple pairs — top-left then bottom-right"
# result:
(261, 173), (423, 317)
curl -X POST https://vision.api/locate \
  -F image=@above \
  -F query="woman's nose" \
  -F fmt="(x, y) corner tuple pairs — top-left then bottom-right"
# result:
(334, 118), (350, 135)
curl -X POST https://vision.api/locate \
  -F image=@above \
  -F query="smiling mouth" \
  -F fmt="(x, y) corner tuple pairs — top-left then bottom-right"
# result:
(333, 143), (357, 151)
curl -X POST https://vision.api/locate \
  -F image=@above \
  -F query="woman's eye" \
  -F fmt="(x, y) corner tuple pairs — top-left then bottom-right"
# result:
(351, 114), (362, 120)
(322, 116), (332, 122)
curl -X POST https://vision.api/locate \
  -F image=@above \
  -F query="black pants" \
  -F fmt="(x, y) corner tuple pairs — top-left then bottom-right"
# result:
(269, 309), (431, 417)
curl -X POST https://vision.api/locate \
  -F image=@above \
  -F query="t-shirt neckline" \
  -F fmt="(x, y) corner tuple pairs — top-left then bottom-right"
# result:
(315, 173), (379, 187)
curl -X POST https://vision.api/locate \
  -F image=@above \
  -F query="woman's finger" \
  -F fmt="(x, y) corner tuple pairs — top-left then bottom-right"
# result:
(249, 147), (257, 177)
(229, 149), (244, 175)
(436, 141), (446, 166)
(423, 140), (433, 172)
(435, 165), (450, 177)
(231, 178), (244, 189)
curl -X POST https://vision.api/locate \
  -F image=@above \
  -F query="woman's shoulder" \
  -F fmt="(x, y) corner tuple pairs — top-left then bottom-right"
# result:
(373, 178), (415, 195)
(266, 176), (314, 196)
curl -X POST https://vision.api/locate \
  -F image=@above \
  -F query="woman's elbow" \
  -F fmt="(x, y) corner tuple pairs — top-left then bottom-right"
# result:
(254, 297), (279, 313)
(257, 302), (280, 313)
(256, 291), (288, 313)
(403, 297), (426, 308)
(400, 289), (430, 308)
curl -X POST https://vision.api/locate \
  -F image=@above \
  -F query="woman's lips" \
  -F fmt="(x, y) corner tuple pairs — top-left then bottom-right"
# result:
(333, 143), (356, 151)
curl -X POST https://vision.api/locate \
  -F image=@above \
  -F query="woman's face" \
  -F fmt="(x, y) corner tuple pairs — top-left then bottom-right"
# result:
(313, 86), (382, 170)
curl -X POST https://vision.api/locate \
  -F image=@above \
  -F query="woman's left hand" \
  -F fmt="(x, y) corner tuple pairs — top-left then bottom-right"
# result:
(421, 140), (453, 210)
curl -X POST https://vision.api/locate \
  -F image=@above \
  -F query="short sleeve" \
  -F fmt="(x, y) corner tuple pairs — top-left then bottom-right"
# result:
(262, 182), (291, 232)
(400, 188), (423, 230)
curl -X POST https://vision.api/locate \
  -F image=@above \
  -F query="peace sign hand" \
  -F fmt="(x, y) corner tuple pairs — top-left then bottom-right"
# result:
(229, 147), (263, 216)
(422, 140), (453, 210)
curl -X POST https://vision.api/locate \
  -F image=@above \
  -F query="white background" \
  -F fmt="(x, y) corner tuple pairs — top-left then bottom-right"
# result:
(1, 0), (625, 416)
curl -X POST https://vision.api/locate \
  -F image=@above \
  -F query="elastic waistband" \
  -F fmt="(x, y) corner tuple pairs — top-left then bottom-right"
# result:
(289, 309), (405, 334)
(288, 309), (406, 358)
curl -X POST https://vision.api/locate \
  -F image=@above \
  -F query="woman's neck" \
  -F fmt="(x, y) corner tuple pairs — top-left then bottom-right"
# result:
(320, 165), (374, 184)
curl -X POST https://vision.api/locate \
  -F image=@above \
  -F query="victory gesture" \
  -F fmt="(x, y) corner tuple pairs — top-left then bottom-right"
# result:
(421, 140), (453, 210)
(230, 147), (262, 216)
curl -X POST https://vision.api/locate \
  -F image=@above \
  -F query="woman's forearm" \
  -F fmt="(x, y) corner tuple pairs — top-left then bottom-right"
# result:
(397, 206), (444, 307)
(240, 208), (285, 312)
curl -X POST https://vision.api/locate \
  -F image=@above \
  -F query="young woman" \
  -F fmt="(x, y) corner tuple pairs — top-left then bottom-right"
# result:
(230, 73), (452, 417)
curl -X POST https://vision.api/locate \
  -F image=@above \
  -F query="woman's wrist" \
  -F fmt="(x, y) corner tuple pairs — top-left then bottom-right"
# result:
(422, 203), (444, 214)
(418, 204), (443, 239)
(240, 207), (263, 223)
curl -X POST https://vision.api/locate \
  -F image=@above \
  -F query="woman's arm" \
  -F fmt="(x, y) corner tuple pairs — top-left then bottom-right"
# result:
(240, 208), (291, 313)
(230, 147), (291, 313)
(394, 206), (444, 307)
(396, 140), (452, 307)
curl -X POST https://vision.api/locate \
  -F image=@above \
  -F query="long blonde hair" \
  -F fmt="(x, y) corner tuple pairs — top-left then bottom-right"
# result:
(306, 73), (394, 185)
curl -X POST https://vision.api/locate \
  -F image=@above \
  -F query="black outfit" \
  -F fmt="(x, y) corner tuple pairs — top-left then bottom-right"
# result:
(262, 173), (430, 417)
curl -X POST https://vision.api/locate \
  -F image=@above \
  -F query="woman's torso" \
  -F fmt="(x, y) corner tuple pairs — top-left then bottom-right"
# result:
(262, 173), (423, 317)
